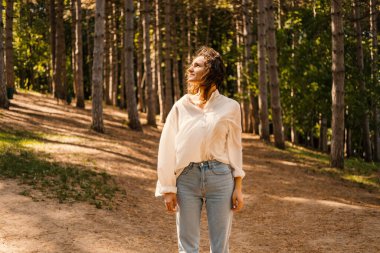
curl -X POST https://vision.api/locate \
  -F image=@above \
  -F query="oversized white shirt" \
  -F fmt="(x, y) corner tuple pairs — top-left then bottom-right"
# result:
(155, 89), (245, 196)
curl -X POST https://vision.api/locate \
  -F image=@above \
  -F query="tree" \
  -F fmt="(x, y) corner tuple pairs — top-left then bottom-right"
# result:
(91, 0), (105, 133)
(125, 0), (142, 131)
(74, 0), (85, 108)
(49, 0), (56, 94)
(155, 0), (165, 123)
(142, 0), (156, 126)
(330, 0), (345, 168)
(5, 0), (15, 95)
(0, 3), (9, 109)
(54, 0), (67, 101)
(266, 0), (285, 149)
(257, 0), (270, 141)
(163, 0), (173, 122)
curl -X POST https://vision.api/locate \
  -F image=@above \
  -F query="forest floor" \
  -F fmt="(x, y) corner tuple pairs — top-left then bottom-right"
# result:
(0, 91), (379, 253)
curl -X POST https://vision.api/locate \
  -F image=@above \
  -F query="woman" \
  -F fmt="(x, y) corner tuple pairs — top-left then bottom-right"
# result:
(155, 46), (245, 253)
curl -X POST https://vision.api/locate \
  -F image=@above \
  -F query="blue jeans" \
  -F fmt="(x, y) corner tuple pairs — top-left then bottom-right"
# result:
(176, 160), (234, 253)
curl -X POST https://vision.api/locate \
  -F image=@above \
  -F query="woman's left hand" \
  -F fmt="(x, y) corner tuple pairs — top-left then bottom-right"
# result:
(232, 188), (244, 212)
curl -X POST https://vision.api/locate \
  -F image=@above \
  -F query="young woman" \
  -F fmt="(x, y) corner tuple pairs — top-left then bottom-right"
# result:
(155, 46), (245, 253)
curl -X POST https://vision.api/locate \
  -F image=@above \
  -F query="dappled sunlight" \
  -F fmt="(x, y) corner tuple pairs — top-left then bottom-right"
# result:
(277, 160), (299, 167)
(270, 195), (364, 210)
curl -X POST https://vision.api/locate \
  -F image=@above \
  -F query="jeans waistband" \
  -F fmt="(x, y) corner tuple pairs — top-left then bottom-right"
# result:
(188, 159), (222, 167)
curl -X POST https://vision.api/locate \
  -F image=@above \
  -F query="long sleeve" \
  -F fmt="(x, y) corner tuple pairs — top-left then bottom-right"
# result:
(155, 105), (179, 196)
(226, 102), (245, 178)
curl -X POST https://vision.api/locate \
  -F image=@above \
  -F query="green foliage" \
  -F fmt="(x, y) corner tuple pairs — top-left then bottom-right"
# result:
(0, 130), (120, 209)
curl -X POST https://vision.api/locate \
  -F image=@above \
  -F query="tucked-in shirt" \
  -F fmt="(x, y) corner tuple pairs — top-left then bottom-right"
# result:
(155, 89), (245, 196)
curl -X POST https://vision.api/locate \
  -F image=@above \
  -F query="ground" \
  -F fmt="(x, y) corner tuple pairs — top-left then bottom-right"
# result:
(0, 92), (379, 253)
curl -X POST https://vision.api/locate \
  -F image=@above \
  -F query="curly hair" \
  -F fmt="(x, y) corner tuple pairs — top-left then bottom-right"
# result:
(186, 46), (226, 100)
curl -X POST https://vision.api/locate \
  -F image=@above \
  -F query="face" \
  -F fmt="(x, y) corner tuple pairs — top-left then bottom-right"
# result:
(187, 56), (207, 85)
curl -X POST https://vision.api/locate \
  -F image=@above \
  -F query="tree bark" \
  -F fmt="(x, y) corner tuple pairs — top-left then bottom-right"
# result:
(142, 0), (156, 126)
(163, 0), (173, 122)
(330, 0), (345, 168)
(104, 0), (111, 105)
(0, 4), (9, 109)
(137, 1), (144, 112)
(5, 0), (15, 93)
(111, 1), (118, 106)
(266, 0), (285, 149)
(74, 0), (85, 108)
(125, 0), (142, 131)
(257, 0), (270, 141)
(155, 0), (165, 122)
(49, 0), (56, 94)
(370, 0), (380, 161)
(91, 0), (105, 133)
(54, 0), (67, 101)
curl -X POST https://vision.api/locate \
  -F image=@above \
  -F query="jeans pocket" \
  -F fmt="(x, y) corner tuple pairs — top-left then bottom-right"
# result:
(211, 163), (231, 175)
(179, 164), (193, 176)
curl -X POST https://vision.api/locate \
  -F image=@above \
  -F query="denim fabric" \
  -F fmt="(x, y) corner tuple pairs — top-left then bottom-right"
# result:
(176, 160), (234, 253)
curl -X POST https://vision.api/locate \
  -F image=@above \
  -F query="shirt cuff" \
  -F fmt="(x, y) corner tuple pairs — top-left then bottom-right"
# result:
(232, 169), (245, 179)
(155, 182), (177, 197)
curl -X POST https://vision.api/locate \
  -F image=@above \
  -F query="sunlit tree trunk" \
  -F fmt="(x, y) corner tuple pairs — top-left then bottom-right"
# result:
(0, 4), (9, 109)
(330, 0), (345, 168)
(257, 0), (270, 141)
(267, 0), (285, 149)
(180, 3), (188, 96)
(370, 0), (380, 161)
(125, 0), (142, 131)
(5, 0), (15, 94)
(163, 0), (173, 122)
(154, 0), (164, 122)
(172, 4), (180, 101)
(54, 0), (67, 102)
(74, 0), (85, 108)
(119, 5), (125, 109)
(91, 0), (105, 133)
(111, 1), (118, 106)
(137, 1), (144, 112)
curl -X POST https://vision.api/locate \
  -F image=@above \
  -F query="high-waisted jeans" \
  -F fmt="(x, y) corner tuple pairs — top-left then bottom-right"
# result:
(176, 159), (234, 253)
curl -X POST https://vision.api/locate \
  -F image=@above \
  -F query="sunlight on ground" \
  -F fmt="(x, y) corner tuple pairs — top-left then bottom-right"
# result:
(270, 195), (363, 210)
(277, 160), (299, 167)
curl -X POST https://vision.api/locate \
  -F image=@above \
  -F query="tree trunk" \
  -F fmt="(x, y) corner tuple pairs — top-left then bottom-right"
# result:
(266, 0), (285, 149)
(353, 0), (372, 161)
(137, 1), (144, 112)
(91, 0), (105, 133)
(49, 0), (56, 94)
(74, 0), (85, 108)
(111, 1), (118, 106)
(319, 114), (328, 153)
(104, 0), (111, 105)
(54, 0), (67, 101)
(142, 0), (156, 126)
(125, 0), (143, 131)
(330, 0), (345, 169)
(172, 8), (180, 101)
(120, 4), (125, 109)
(0, 4), (9, 109)
(5, 0), (15, 93)
(155, 0), (165, 122)
(163, 0), (173, 122)
(370, 0), (380, 161)
(180, 4), (188, 95)
(257, 0), (270, 141)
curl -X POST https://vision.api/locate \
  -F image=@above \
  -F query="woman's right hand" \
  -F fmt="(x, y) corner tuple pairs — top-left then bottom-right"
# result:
(163, 193), (177, 213)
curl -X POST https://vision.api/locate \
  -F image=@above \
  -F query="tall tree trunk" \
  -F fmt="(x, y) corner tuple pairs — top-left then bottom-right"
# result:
(5, 0), (15, 94)
(54, 0), (67, 101)
(125, 0), (142, 131)
(172, 7), (180, 101)
(257, 0), (270, 141)
(0, 4), (9, 109)
(143, 0), (156, 126)
(353, 0), (372, 161)
(163, 0), (173, 122)
(104, 0), (111, 105)
(267, 0), (285, 149)
(137, 1), (144, 112)
(74, 0), (85, 108)
(91, 0), (105, 133)
(330, 0), (345, 168)
(120, 4), (125, 109)
(155, 0), (165, 122)
(111, 1), (118, 106)
(370, 0), (380, 161)
(180, 3), (188, 95)
(49, 0), (56, 94)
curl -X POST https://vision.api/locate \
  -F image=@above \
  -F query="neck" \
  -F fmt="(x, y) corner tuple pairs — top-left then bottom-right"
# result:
(199, 85), (216, 101)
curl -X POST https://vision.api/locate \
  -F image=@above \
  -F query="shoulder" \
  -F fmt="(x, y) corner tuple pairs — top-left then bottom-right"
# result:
(219, 94), (240, 112)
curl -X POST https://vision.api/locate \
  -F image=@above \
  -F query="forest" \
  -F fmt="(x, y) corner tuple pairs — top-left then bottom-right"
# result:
(0, 0), (379, 168)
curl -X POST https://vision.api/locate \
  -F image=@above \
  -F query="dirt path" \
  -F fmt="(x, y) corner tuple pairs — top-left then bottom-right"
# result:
(0, 92), (379, 253)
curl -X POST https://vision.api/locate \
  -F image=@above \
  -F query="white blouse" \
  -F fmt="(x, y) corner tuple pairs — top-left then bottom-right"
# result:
(155, 89), (245, 196)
